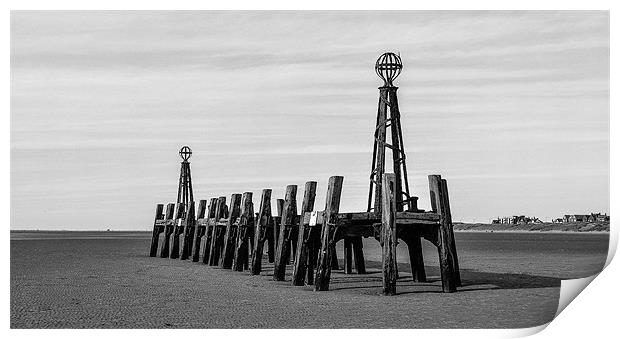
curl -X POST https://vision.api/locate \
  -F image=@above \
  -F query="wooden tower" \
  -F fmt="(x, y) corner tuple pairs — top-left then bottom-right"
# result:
(367, 52), (419, 215)
(176, 145), (195, 216)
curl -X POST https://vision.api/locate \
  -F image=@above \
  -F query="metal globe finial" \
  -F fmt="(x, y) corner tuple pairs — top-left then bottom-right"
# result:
(179, 146), (192, 161)
(375, 52), (402, 87)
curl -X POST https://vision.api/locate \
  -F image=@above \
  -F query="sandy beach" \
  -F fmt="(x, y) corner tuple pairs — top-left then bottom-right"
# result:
(10, 231), (608, 329)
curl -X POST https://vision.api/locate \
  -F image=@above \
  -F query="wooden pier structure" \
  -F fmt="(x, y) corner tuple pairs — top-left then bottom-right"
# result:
(148, 53), (461, 295)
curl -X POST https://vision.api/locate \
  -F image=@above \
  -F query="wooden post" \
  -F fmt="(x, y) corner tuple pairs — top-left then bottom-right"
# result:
(381, 173), (398, 296)
(160, 203), (175, 258)
(169, 203), (185, 259)
(220, 194), (242, 269)
(149, 204), (165, 257)
(207, 197), (227, 266)
(180, 202), (196, 260)
(352, 237), (366, 274)
(273, 198), (284, 255)
(273, 185), (298, 281)
(405, 236), (427, 282)
(429, 175), (457, 293)
(441, 178), (461, 287)
(192, 199), (209, 262)
(233, 192), (254, 272)
(250, 189), (272, 275)
(343, 238), (353, 274)
(291, 181), (317, 286)
(314, 176), (344, 291)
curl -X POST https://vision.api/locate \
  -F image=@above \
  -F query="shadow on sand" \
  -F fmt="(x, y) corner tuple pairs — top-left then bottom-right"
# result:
(326, 260), (559, 295)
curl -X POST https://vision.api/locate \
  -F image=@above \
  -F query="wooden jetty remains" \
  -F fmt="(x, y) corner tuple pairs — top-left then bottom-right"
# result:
(148, 52), (461, 295)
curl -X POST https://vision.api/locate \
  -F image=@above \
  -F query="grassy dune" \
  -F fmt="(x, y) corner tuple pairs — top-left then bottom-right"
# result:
(454, 221), (610, 232)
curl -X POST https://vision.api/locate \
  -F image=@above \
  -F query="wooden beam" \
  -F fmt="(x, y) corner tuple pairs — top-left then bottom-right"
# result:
(381, 173), (398, 296)
(149, 204), (165, 257)
(220, 194), (242, 269)
(429, 175), (457, 293)
(274, 185), (298, 281)
(291, 181), (318, 286)
(314, 176), (344, 291)
(233, 192), (254, 272)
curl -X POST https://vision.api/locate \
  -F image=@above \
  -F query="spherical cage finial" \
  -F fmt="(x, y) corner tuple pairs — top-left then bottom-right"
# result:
(179, 145), (192, 161)
(375, 52), (402, 86)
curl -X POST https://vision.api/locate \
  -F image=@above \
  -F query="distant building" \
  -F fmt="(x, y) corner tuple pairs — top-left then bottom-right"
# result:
(492, 215), (541, 224)
(562, 213), (609, 223)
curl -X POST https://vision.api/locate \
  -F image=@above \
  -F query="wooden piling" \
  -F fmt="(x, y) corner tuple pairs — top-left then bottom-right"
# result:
(233, 192), (254, 272)
(274, 198), (284, 255)
(160, 203), (175, 258)
(405, 235), (427, 282)
(352, 237), (366, 274)
(192, 199), (209, 262)
(250, 189), (272, 275)
(207, 197), (227, 266)
(381, 173), (398, 296)
(149, 204), (165, 257)
(314, 176), (344, 291)
(274, 185), (298, 281)
(180, 202), (196, 260)
(344, 237), (353, 274)
(441, 178), (461, 287)
(220, 194), (242, 269)
(170, 203), (185, 259)
(429, 175), (457, 293)
(291, 181), (317, 286)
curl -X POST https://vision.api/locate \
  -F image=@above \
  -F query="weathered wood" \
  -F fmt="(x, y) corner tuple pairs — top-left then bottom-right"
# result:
(180, 202), (196, 260)
(250, 189), (272, 275)
(220, 194), (242, 269)
(405, 235), (426, 282)
(160, 203), (175, 258)
(170, 202), (185, 259)
(207, 197), (227, 265)
(314, 176), (344, 291)
(352, 237), (366, 274)
(192, 199), (210, 262)
(429, 175), (457, 293)
(344, 237), (353, 274)
(233, 192), (254, 272)
(149, 204), (165, 257)
(369, 87), (388, 214)
(291, 181), (318, 286)
(302, 211), (439, 226)
(273, 198), (284, 255)
(381, 173), (398, 296)
(273, 185), (298, 281)
(441, 178), (461, 287)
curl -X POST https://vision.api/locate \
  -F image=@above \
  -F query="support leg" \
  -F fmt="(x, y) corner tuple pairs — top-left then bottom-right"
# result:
(292, 181), (318, 286)
(274, 185), (298, 281)
(381, 173), (398, 296)
(314, 176), (344, 291)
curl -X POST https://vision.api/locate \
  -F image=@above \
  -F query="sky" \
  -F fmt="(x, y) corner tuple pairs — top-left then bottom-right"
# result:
(11, 11), (609, 230)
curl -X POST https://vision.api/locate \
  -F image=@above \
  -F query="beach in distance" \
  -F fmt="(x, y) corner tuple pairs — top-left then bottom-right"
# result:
(10, 230), (609, 329)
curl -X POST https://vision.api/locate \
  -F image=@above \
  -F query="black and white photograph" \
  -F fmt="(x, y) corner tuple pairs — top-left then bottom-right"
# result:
(8, 8), (613, 333)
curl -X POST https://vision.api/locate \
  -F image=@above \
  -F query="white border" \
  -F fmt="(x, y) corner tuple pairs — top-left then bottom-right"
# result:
(4, 1), (616, 338)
